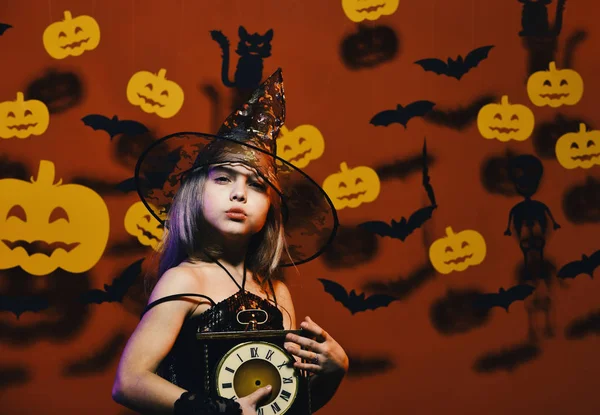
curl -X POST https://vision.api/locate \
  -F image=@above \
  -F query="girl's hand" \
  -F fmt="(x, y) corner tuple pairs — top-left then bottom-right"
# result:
(237, 385), (273, 415)
(284, 316), (349, 377)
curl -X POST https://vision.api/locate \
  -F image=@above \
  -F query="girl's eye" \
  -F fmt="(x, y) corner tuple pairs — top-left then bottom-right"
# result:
(250, 182), (267, 191)
(215, 176), (230, 183)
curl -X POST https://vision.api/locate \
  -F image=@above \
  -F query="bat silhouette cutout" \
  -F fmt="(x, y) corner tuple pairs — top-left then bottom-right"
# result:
(414, 45), (494, 80)
(79, 259), (144, 305)
(0, 294), (50, 319)
(472, 284), (535, 312)
(359, 138), (437, 241)
(82, 114), (149, 140)
(370, 100), (436, 129)
(317, 278), (397, 315)
(0, 23), (12, 36)
(359, 205), (435, 242)
(557, 249), (600, 280)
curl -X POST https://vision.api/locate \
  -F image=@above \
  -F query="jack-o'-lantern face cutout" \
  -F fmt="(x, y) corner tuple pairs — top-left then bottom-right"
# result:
(43, 11), (101, 59)
(527, 61), (584, 108)
(342, 0), (400, 22)
(276, 125), (325, 168)
(124, 201), (164, 250)
(126, 69), (184, 118)
(322, 162), (381, 210)
(555, 123), (600, 169)
(477, 96), (535, 142)
(429, 227), (487, 274)
(0, 160), (110, 276)
(0, 92), (50, 139)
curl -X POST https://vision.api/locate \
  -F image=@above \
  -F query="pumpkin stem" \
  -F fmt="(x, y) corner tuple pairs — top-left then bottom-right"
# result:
(445, 226), (454, 236)
(64, 11), (72, 20)
(16, 92), (24, 102)
(31, 160), (60, 186)
(548, 61), (556, 71)
(579, 123), (586, 133)
(501, 95), (509, 105)
(157, 69), (167, 79)
(279, 125), (289, 136)
(340, 162), (348, 172)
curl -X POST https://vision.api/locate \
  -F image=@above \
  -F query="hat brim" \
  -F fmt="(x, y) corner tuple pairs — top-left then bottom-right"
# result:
(134, 131), (339, 267)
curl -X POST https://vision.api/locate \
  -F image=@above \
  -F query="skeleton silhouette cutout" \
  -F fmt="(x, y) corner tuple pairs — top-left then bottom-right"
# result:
(504, 155), (561, 341)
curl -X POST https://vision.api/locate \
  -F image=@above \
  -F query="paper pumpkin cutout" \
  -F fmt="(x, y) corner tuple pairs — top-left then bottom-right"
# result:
(555, 123), (600, 169)
(342, 0), (400, 22)
(429, 226), (487, 274)
(126, 69), (184, 118)
(124, 201), (163, 251)
(276, 125), (325, 168)
(527, 61), (583, 108)
(0, 160), (110, 276)
(0, 92), (50, 139)
(477, 95), (534, 142)
(43, 11), (100, 59)
(322, 162), (381, 210)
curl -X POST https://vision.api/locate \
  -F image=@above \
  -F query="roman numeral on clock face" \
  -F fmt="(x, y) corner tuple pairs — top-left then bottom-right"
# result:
(225, 366), (235, 374)
(277, 360), (288, 370)
(271, 401), (281, 413)
(280, 390), (291, 402)
(257, 407), (264, 415)
(265, 349), (274, 361)
(221, 382), (233, 389)
(283, 376), (293, 384)
(251, 347), (259, 358)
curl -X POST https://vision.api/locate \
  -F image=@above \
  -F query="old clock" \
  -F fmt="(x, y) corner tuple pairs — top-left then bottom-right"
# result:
(197, 313), (312, 415)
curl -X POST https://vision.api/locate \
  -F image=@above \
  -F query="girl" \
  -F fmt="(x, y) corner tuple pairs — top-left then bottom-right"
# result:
(112, 69), (348, 415)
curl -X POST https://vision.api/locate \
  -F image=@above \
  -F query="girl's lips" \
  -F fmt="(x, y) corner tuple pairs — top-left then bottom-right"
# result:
(226, 212), (247, 220)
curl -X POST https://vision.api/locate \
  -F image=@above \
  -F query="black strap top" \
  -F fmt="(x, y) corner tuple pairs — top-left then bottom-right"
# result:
(141, 261), (284, 393)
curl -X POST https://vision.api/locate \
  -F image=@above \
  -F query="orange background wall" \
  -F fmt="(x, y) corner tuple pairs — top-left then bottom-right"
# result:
(1, 1), (599, 414)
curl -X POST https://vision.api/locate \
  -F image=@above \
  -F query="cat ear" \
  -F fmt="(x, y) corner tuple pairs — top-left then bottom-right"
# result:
(264, 29), (274, 41)
(239, 26), (249, 37)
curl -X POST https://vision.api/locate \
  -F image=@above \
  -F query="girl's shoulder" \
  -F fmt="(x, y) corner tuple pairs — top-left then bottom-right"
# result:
(147, 262), (211, 304)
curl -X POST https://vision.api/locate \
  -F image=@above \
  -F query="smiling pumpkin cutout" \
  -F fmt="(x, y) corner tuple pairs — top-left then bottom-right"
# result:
(276, 125), (325, 168)
(342, 0), (400, 22)
(555, 123), (600, 169)
(126, 68), (184, 118)
(43, 11), (101, 59)
(124, 201), (164, 251)
(0, 160), (110, 276)
(323, 162), (381, 210)
(0, 92), (50, 139)
(527, 61), (584, 108)
(429, 226), (487, 275)
(477, 95), (534, 142)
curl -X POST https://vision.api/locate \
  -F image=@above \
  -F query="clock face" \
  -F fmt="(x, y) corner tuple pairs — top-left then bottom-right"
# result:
(216, 341), (300, 415)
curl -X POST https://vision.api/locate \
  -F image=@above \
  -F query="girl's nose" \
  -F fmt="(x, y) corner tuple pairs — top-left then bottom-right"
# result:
(230, 180), (247, 202)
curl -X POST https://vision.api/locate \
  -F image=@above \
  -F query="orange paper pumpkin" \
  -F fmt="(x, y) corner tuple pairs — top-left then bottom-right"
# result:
(555, 123), (600, 169)
(342, 0), (400, 22)
(124, 201), (164, 250)
(42, 11), (101, 59)
(0, 92), (50, 139)
(126, 69), (184, 118)
(276, 125), (325, 168)
(0, 160), (110, 276)
(477, 96), (534, 142)
(429, 227), (487, 274)
(527, 61), (584, 108)
(322, 162), (381, 210)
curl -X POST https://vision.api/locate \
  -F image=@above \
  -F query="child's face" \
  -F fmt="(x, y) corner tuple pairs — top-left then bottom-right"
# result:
(201, 163), (271, 239)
